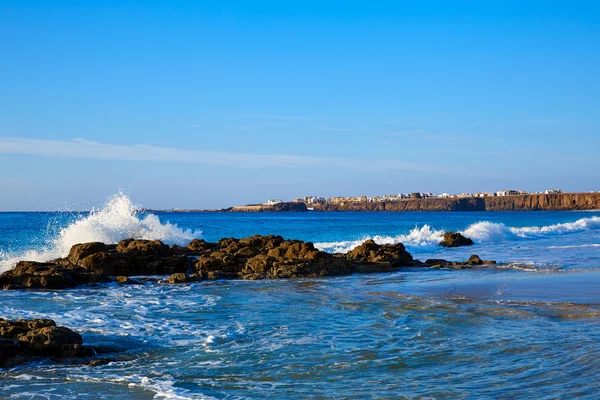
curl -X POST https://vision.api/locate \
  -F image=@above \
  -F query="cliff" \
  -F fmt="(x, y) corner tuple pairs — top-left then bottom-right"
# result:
(311, 193), (600, 212)
(229, 202), (308, 212)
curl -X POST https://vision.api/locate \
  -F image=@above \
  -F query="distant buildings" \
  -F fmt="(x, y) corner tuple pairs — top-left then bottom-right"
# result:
(284, 188), (565, 206)
(264, 199), (283, 206)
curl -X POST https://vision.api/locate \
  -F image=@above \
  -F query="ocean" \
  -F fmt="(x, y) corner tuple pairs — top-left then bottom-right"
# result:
(1, 194), (600, 399)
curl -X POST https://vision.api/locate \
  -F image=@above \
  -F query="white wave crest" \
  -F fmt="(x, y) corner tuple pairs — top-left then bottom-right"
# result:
(0, 193), (201, 273)
(315, 225), (444, 253)
(315, 216), (600, 254)
(463, 216), (600, 242)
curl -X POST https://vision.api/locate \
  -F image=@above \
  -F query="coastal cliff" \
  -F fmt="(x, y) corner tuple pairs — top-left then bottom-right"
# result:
(229, 202), (308, 212)
(311, 193), (600, 212)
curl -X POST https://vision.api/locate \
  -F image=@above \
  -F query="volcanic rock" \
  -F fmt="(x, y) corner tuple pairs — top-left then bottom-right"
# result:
(0, 318), (97, 368)
(439, 231), (474, 247)
(424, 254), (496, 269)
(194, 234), (353, 279)
(0, 261), (107, 290)
(167, 273), (191, 284)
(346, 240), (414, 272)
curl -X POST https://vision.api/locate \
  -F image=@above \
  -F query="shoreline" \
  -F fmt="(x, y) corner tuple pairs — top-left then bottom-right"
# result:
(148, 192), (600, 213)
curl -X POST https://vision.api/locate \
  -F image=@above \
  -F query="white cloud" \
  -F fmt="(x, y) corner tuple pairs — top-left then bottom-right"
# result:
(241, 113), (315, 122)
(0, 136), (479, 176)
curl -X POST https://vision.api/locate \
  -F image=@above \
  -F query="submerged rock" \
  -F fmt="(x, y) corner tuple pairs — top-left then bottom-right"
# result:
(424, 254), (496, 269)
(439, 231), (474, 247)
(0, 318), (100, 368)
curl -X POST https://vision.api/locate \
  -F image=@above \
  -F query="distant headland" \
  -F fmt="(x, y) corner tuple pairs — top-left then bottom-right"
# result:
(149, 190), (600, 213)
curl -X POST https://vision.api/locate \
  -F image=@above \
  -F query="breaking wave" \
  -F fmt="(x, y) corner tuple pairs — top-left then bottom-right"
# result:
(0, 193), (201, 273)
(315, 225), (444, 253)
(315, 216), (600, 254)
(463, 217), (600, 242)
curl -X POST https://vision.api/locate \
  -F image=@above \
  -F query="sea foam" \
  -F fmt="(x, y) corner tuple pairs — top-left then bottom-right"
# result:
(0, 193), (201, 273)
(315, 216), (600, 254)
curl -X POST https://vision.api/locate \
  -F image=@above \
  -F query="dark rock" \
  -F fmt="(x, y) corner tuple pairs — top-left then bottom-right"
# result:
(422, 254), (496, 269)
(0, 261), (106, 290)
(78, 252), (119, 275)
(346, 240), (414, 271)
(167, 273), (189, 284)
(425, 258), (449, 265)
(68, 242), (108, 265)
(439, 231), (474, 247)
(115, 276), (141, 285)
(194, 234), (353, 279)
(0, 318), (95, 368)
(186, 239), (218, 252)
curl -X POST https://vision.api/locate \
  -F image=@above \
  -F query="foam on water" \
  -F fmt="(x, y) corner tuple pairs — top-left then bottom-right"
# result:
(0, 193), (201, 273)
(315, 225), (444, 253)
(315, 216), (600, 253)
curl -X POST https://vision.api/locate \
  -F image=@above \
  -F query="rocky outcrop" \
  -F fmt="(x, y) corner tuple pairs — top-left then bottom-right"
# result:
(0, 239), (193, 290)
(230, 202), (308, 212)
(0, 261), (109, 290)
(0, 235), (503, 290)
(0, 318), (96, 368)
(346, 240), (414, 272)
(439, 231), (474, 247)
(424, 254), (496, 269)
(194, 235), (353, 279)
(311, 192), (600, 212)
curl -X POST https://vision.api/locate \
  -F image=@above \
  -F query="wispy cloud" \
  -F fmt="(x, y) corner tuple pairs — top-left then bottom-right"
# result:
(241, 113), (315, 122)
(316, 127), (357, 132)
(0, 136), (481, 176)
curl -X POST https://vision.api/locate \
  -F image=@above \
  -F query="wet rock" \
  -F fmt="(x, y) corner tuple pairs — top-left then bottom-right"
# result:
(0, 318), (95, 368)
(186, 239), (217, 252)
(115, 276), (141, 285)
(439, 231), (474, 247)
(1, 234), (502, 291)
(425, 258), (449, 265)
(346, 240), (414, 271)
(0, 261), (107, 290)
(167, 273), (190, 284)
(78, 252), (119, 276)
(68, 242), (108, 265)
(423, 254), (496, 269)
(194, 235), (353, 279)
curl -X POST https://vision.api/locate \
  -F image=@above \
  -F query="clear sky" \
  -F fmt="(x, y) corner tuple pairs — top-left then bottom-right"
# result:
(1, 1), (599, 210)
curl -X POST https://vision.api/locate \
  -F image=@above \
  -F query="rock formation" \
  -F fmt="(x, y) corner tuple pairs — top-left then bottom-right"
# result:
(424, 254), (496, 269)
(0, 235), (500, 290)
(310, 192), (600, 212)
(439, 231), (474, 247)
(0, 318), (96, 368)
(346, 240), (414, 273)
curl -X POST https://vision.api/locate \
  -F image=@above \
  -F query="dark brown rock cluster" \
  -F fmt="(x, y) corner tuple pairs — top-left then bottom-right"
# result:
(346, 240), (414, 273)
(0, 318), (95, 368)
(193, 235), (354, 280)
(424, 254), (496, 269)
(0, 234), (493, 290)
(439, 231), (475, 247)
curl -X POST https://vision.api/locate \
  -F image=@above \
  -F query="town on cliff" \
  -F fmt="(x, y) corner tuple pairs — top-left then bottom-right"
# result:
(148, 189), (600, 213)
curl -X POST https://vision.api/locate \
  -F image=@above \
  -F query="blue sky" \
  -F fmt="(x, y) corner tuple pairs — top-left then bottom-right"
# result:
(1, 1), (599, 210)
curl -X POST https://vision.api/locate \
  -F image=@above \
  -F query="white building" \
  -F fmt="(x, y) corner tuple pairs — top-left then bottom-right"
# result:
(265, 199), (283, 205)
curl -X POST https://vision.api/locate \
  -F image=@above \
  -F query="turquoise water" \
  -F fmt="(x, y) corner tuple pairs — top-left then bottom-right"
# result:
(1, 196), (600, 398)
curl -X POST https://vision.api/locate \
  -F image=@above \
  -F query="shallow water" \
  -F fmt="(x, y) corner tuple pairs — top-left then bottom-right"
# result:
(1, 196), (600, 398)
